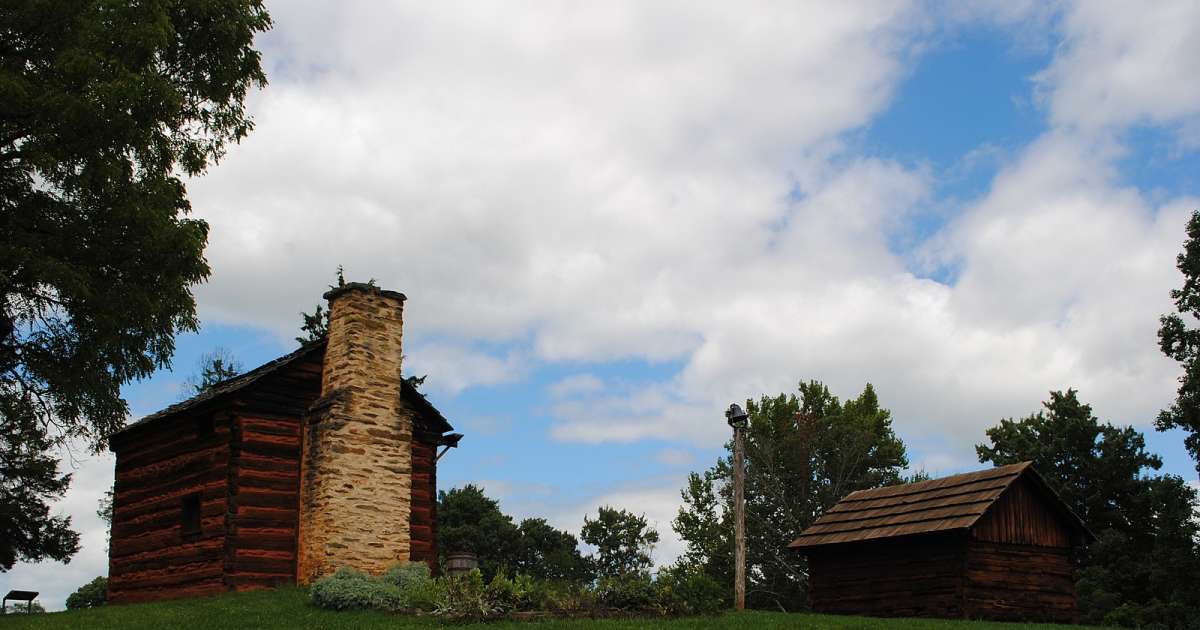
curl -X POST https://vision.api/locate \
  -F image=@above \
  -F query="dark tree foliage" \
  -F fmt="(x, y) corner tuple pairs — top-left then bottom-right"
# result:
(437, 484), (520, 580)
(97, 485), (112, 552)
(181, 347), (242, 397)
(672, 380), (910, 611)
(296, 266), (346, 344)
(0, 0), (270, 569)
(581, 506), (659, 578)
(1158, 209), (1200, 478)
(977, 390), (1200, 629)
(64, 576), (107, 610)
(514, 517), (593, 583)
(437, 485), (590, 582)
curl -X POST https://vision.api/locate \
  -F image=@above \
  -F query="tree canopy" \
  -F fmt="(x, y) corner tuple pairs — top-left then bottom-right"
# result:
(977, 390), (1200, 629)
(1158, 209), (1200, 478)
(437, 484), (592, 582)
(0, 0), (271, 569)
(672, 380), (911, 611)
(580, 506), (659, 578)
(181, 347), (242, 397)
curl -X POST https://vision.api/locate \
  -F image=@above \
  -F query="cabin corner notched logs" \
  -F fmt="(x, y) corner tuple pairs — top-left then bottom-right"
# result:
(106, 285), (457, 604)
(789, 462), (1093, 623)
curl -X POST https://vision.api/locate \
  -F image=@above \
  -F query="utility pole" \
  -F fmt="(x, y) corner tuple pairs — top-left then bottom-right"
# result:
(726, 403), (749, 611)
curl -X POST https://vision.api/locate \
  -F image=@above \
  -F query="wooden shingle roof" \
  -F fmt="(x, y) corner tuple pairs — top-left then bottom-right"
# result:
(788, 462), (1090, 549)
(109, 339), (454, 439)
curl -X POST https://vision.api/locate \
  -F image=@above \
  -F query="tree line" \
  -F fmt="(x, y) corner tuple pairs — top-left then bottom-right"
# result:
(436, 485), (659, 584)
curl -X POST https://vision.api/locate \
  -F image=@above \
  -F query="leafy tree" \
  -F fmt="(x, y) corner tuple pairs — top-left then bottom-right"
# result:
(65, 576), (107, 610)
(0, 0), (270, 569)
(514, 517), (592, 583)
(181, 347), (242, 397)
(581, 506), (659, 578)
(1158, 209), (1200, 478)
(437, 484), (521, 580)
(977, 389), (1200, 629)
(97, 486), (113, 552)
(672, 380), (910, 611)
(296, 266), (346, 344)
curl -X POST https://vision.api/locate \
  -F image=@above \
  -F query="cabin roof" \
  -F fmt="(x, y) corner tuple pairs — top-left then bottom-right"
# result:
(788, 462), (1092, 549)
(110, 339), (454, 439)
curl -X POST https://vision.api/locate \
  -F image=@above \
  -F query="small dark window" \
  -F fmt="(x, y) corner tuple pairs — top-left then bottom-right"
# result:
(181, 493), (202, 538)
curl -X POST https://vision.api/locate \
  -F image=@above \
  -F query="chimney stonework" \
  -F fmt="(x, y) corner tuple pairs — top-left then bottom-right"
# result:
(297, 284), (413, 584)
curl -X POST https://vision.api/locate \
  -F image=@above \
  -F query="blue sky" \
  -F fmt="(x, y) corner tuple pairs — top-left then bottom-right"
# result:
(7, 1), (1200, 609)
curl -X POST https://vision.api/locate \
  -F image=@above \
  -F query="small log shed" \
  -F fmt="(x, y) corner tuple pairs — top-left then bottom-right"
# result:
(788, 462), (1093, 622)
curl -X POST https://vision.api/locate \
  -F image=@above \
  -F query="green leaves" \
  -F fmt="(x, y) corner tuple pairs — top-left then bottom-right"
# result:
(1158, 211), (1200, 478)
(581, 507), (659, 579)
(0, 0), (270, 569)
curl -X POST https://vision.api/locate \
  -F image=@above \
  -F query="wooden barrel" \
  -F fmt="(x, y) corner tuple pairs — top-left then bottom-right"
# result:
(445, 551), (479, 577)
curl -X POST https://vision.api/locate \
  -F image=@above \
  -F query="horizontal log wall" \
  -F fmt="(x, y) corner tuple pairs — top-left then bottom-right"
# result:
(963, 541), (1076, 623)
(409, 436), (438, 570)
(108, 413), (232, 604)
(226, 414), (303, 591)
(808, 535), (966, 618)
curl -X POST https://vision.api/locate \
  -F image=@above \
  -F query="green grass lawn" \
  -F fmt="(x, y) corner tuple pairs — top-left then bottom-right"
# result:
(0, 588), (1105, 630)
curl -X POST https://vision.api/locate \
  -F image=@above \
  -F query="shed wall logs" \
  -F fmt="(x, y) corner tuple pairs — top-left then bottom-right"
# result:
(964, 541), (1076, 622)
(807, 536), (967, 618)
(108, 413), (232, 603)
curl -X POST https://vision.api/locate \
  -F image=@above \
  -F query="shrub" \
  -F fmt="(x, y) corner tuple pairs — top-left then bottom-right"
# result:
(434, 569), (540, 620)
(527, 579), (598, 614)
(310, 567), (404, 612)
(596, 572), (658, 612)
(383, 562), (442, 611)
(383, 561), (430, 591)
(654, 564), (725, 616)
(436, 569), (497, 621)
(65, 576), (108, 610)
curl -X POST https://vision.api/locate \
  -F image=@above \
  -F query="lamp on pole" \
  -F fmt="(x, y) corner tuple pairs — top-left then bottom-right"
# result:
(725, 403), (749, 611)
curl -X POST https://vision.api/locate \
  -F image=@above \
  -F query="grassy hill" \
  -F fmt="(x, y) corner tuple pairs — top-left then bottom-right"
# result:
(0, 588), (1105, 630)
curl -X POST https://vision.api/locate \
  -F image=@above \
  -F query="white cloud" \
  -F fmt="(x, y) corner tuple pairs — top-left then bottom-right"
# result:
(654, 449), (695, 468)
(1036, 1), (1200, 137)
(547, 374), (604, 399)
(404, 342), (526, 395)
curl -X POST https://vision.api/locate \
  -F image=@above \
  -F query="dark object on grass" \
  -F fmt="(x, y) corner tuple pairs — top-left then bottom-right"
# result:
(790, 462), (1093, 623)
(2, 591), (38, 614)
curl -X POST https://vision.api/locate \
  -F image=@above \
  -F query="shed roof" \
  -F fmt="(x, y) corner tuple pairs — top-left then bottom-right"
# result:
(788, 462), (1092, 549)
(110, 339), (454, 439)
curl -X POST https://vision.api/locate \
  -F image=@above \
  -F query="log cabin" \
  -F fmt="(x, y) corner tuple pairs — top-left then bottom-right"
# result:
(106, 283), (462, 604)
(789, 462), (1093, 622)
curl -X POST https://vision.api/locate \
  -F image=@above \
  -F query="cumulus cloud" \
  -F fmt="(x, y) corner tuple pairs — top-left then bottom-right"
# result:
(1036, 1), (1200, 137)
(404, 342), (526, 395)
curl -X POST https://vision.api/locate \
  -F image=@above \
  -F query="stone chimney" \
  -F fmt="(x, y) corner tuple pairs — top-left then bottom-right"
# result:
(297, 283), (413, 583)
